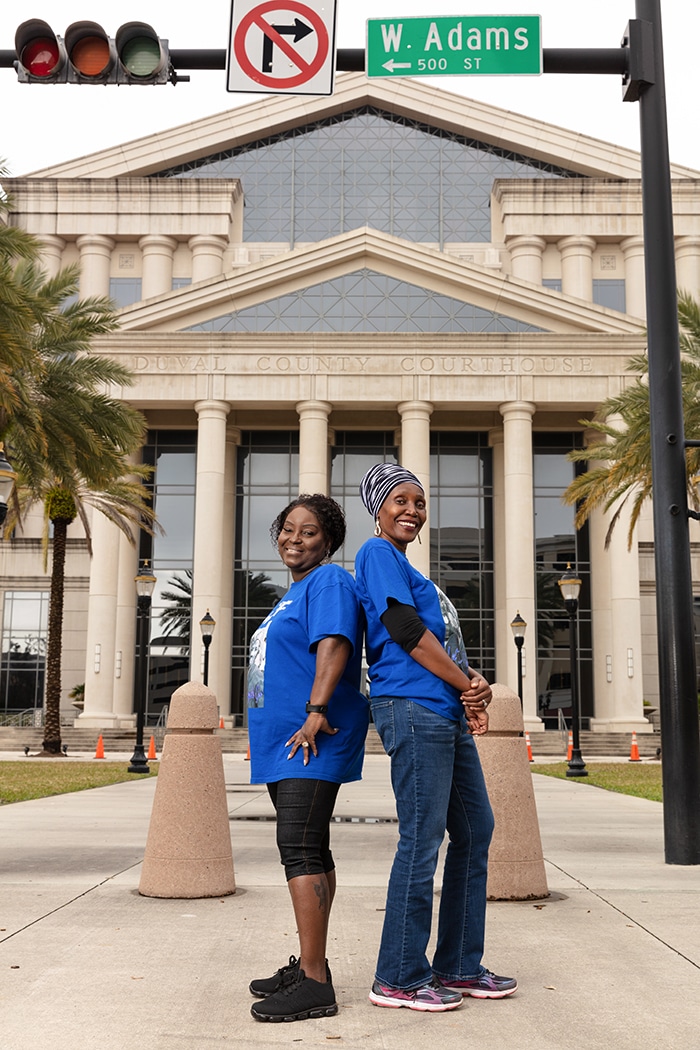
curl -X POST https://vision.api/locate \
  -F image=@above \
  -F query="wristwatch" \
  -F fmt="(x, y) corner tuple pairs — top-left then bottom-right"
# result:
(305, 703), (328, 715)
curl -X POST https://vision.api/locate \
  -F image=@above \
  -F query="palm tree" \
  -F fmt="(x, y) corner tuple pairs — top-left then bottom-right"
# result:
(563, 291), (700, 549)
(2, 257), (158, 755)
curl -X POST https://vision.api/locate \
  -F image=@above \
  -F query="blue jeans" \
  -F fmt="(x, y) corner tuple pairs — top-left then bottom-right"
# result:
(371, 697), (494, 990)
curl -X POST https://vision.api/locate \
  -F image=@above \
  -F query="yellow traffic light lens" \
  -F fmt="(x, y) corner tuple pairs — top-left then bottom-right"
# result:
(21, 37), (60, 77)
(120, 36), (160, 77)
(70, 35), (111, 76)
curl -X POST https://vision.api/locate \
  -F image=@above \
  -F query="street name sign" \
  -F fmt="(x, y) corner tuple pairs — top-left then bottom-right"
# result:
(228, 0), (337, 94)
(367, 15), (541, 78)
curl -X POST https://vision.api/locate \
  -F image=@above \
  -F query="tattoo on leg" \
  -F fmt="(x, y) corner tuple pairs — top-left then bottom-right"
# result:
(313, 879), (328, 911)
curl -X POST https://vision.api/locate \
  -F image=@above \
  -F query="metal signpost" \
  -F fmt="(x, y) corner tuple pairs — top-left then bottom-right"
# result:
(366, 15), (541, 77)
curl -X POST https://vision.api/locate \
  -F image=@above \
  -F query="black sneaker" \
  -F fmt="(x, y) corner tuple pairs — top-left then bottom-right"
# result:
(249, 955), (300, 998)
(250, 969), (338, 1022)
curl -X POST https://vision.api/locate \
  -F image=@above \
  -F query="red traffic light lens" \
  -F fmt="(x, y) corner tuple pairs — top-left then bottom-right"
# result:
(70, 35), (111, 77)
(21, 37), (60, 77)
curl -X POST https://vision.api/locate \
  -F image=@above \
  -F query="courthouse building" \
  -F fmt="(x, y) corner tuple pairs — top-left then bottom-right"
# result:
(3, 72), (700, 732)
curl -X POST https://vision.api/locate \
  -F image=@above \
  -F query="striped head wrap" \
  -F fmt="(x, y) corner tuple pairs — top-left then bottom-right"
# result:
(359, 463), (425, 520)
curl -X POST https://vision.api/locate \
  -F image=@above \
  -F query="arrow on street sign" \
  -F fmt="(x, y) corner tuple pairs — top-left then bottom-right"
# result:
(262, 18), (314, 72)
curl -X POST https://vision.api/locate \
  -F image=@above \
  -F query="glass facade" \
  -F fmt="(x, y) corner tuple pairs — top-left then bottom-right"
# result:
(187, 269), (544, 335)
(429, 433), (494, 682)
(158, 108), (576, 247)
(140, 431), (197, 721)
(109, 277), (143, 308)
(533, 435), (592, 728)
(0, 591), (49, 717)
(232, 432), (299, 721)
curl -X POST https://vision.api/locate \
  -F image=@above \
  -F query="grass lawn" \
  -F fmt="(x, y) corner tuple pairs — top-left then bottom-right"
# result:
(0, 761), (158, 805)
(531, 762), (662, 802)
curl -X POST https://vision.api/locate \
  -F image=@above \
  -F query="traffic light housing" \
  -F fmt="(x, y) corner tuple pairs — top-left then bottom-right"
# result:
(14, 19), (170, 84)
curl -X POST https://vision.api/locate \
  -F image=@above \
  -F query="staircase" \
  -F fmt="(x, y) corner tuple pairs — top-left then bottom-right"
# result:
(0, 724), (660, 758)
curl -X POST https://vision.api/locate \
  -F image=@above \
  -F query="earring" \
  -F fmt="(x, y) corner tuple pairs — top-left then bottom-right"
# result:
(374, 520), (381, 536)
(417, 532), (422, 545)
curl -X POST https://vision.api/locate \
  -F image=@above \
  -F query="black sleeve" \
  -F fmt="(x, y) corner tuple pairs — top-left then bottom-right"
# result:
(380, 600), (427, 653)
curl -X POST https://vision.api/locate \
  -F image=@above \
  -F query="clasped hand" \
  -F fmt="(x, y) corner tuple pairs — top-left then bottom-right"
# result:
(460, 672), (492, 736)
(286, 714), (339, 765)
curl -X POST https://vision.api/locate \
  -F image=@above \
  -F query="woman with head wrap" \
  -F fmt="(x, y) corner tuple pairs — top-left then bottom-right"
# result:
(355, 463), (517, 1013)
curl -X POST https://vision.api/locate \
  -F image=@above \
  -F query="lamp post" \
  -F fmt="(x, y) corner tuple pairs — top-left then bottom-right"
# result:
(510, 611), (527, 709)
(557, 564), (587, 778)
(0, 444), (18, 527)
(199, 609), (216, 687)
(128, 560), (156, 774)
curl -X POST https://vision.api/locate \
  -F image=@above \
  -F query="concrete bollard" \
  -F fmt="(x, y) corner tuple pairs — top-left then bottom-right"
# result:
(476, 683), (549, 900)
(139, 681), (235, 899)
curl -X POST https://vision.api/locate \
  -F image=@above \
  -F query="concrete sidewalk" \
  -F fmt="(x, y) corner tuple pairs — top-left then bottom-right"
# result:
(0, 753), (698, 1049)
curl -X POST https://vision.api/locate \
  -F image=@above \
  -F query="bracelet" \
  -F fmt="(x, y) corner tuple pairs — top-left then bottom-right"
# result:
(305, 703), (328, 716)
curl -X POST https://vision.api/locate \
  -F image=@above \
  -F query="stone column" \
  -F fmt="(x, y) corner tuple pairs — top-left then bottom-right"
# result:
(507, 235), (546, 284)
(587, 428), (650, 733)
(214, 426), (240, 720)
(621, 235), (647, 319)
(189, 234), (227, 284)
(500, 401), (539, 729)
(76, 234), (115, 298)
(397, 400), (432, 576)
(112, 531), (139, 725)
(558, 235), (596, 301)
(39, 235), (66, 278)
(139, 234), (178, 300)
(676, 236), (700, 301)
(296, 400), (332, 494)
(190, 400), (231, 703)
(79, 512), (122, 727)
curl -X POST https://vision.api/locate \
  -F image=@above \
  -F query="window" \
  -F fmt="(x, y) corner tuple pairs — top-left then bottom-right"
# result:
(430, 434), (494, 681)
(593, 279), (626, 313)
(233, 432), (300, 720)
(139, 432), (197, 719)
(109, 277), (143, 308)
(0, 591), (49, 715)
(533, 435), (592, 727)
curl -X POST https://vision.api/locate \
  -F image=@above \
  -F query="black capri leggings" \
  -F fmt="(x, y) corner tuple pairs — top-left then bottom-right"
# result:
(267, 778), (340, 881)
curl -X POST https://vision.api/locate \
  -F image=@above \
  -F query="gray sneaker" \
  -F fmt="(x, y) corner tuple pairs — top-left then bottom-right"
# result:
(369, 977), (463, 1012)
(440, 969), (517, 998)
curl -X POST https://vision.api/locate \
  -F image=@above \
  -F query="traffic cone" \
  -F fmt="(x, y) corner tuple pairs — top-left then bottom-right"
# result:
(244, 743), (250, 761)
(94, 734), (105, 760)
(147, 736), (157, 761)
(219, 717), (225, 729)
(566, 730), (573, 761)
(525, 731), (534, 763)
(629, 731), (641, 762)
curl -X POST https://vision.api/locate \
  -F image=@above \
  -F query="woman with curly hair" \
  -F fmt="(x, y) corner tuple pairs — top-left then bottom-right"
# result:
(247, 494), (369, 1023)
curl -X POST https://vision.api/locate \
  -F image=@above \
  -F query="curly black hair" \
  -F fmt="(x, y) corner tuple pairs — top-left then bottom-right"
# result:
(270, 494), (346, 556)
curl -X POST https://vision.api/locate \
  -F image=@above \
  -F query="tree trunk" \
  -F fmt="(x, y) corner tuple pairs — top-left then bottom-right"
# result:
(42, 518), (70, 755)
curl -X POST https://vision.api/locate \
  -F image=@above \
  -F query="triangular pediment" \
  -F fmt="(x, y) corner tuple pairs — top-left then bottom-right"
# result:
(116, 227), (645, 335)
(27, 72), (699, 182)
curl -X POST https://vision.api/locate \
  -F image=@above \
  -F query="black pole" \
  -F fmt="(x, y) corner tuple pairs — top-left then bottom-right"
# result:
(565, 600), (587, 778)
(128, 595), (151, 774)
(635, 0), (700, 864)
(514, 636), (524, 709)
(202, 635), (212, 687)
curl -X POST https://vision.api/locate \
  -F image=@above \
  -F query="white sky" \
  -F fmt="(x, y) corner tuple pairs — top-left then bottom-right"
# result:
(1, 0), (698, 176)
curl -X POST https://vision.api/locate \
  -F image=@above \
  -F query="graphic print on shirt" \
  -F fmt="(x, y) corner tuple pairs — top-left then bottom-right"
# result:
(247, 599), (293, 708)
(433, 582), (469, 673)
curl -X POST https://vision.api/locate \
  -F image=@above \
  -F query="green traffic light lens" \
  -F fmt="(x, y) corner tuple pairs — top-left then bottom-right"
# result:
(120, 36), (160, 77)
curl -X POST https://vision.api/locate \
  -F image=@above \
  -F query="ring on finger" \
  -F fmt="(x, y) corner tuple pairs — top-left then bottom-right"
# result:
(302, 742), (309, 747)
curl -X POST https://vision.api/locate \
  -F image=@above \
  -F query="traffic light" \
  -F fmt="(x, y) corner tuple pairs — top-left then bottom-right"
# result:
(14, 19), (170, 84)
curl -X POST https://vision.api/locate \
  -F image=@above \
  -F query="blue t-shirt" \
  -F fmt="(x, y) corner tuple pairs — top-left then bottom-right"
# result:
(247, 563), (369, 785)
(354, 537), (469, 721)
